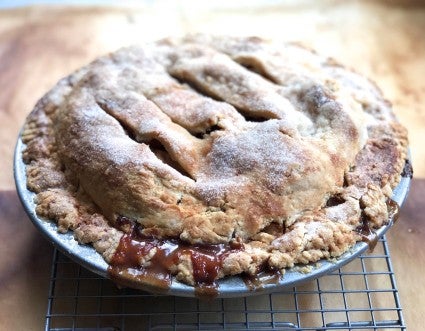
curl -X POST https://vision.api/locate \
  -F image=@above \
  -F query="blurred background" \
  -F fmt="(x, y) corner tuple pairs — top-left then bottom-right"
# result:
(0, 1), (424, 330)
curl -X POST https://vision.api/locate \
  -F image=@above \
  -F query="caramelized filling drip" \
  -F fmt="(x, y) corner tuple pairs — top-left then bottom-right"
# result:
(356, 199), (400, 251)
(242, 270), (283, 291)
(108, 224), (243, 294)
(387, 199), (400, 224)
(401, 159), (413, 178)
(109, 200), (401, 293)
(356, 216), (379, 251)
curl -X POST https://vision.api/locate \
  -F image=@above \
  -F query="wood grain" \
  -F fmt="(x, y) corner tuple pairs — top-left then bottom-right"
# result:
(387, 178), (425, 323)
(0, 2), (424, 329)
(0, 190), (52, 331)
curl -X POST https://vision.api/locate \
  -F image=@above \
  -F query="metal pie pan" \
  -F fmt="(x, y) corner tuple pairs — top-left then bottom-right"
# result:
(14, 137), (411, 298)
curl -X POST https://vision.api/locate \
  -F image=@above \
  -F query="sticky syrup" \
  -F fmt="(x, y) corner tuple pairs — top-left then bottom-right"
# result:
(356, 218), (379, 251)
(108, 224), (243, 296)
(356, 199), (401, 252)
(243, 270), (283, 291)
(387, 199), (400, 225)
(401, 159), (413, 178)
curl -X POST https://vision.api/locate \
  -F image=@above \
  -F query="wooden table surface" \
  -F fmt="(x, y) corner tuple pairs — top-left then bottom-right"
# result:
(0, 2), (424, 329)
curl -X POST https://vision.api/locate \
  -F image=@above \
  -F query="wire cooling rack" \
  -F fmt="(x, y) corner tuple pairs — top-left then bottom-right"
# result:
(45, 235), (406, 331)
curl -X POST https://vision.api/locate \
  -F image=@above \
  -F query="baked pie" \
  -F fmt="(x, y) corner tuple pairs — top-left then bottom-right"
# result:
(21, 35), (410, 292)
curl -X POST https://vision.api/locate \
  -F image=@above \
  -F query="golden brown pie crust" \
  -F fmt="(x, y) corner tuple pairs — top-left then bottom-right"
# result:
(21, 35), (409, 287)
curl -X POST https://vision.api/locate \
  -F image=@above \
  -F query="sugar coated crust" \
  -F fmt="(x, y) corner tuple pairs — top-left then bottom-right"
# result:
(21, 35), (409, 287)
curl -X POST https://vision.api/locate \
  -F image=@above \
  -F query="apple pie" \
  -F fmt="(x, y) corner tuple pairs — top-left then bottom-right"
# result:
(21, 35), (410, 291)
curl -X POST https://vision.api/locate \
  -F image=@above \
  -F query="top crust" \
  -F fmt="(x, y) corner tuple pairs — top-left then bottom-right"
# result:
(22, 35), (408, 286)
